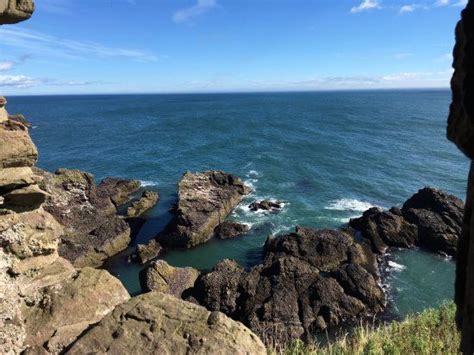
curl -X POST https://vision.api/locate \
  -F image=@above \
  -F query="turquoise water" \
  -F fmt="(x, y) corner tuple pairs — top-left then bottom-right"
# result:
(8, 90), (467, 318)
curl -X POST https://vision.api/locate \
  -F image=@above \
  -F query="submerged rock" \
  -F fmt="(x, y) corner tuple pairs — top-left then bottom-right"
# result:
(188, 227), (384, 345)
(142, 260), (200, 297)
(249, 199), (283, 212)
(158, 170), (251, 248)
(66, 292), (267, 354)
(126, 190), (159, 218)
(350, 187), (463, 256)
(214, 221), (250, 239)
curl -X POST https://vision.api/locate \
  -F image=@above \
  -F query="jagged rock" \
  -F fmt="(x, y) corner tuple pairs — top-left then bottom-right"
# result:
(0, 119), (38, 168)
(21, 267), (130, 353)
(8, 113), (31, 127)
(142, 260), (199, 297)
(97, 177), (141, 207)
(350, 188), (463, 257)
(59, 216), (131, 268)
(249, 199), (283, 212)
(188, 227), (384, 344)
(66, 291), (266, 355)
(214, 221), (250, 239)
(401, 187), (463, 256)
(3, 185), (48, 210)
(158, 170), (251, 248)
(0, 0), (34, 24)
(126, 190), (159, 217)
(134, 239), (162, 264)
(0, 167), (41, 194)
(39, 168), (140, 267)
(350, 207), (418, 253)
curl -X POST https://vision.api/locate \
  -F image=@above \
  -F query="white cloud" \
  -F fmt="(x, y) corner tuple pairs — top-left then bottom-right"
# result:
(453, 0), (468, 7)
(434, 0), (450, 6)
(173, 0), (217, 23)
(400, 5), (416, 12)
(0, 75), (39, 88)
(351, 0), (381, 13)
(0, 61), (15, 71)
(394, 52), (413, 59)
(0, 28), (157, 61)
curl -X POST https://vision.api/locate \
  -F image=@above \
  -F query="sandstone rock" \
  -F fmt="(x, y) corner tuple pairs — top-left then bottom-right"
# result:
(0, 120), (38, 168)
(126, 190), (159, 217)
(66, 291), (266, 355)
(0, 0), (35, 24)
(3, 185), (48, 210)
(21, 267), (130, 353)
(0, 96), (7, 122)
(189, 227), (384, 344)
(8, 113), (31, 127)
(0, 167), (41, 194)
(134, 239), (162, 264)
(249, 199), (283, 212)
(214, 221), (250, 239)
(39, 168), (140, 267)
(401, 187), (463, 256)
(142, 259), (200, 297)
(158, 170), (250, 248)
(59, 216), (131, 268)
(350, 207), (418, 253)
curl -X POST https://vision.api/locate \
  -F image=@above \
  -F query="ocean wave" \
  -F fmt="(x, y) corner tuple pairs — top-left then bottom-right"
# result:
(246, 170), (260, 178)
(324, 198), (377, 212)
(139, 180), (158, 187)
(387, 260), (406, 272)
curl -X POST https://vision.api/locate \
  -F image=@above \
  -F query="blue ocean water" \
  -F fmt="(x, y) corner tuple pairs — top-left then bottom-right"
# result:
(8, 90), (468, 318)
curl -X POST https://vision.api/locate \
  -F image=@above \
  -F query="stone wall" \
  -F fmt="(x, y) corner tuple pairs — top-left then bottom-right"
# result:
(447, 0), (474, 353)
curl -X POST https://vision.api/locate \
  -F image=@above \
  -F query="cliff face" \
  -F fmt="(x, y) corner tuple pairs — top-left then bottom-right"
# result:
(0, 0), (34, 24)
(447, 1), (474, 353)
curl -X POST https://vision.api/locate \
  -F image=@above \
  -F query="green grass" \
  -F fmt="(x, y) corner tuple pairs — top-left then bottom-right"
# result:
(280, 303), (460, 355)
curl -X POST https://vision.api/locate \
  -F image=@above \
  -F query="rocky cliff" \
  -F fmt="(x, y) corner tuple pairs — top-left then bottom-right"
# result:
(0, 0), (34, 24)
(448, 0), (474, 353)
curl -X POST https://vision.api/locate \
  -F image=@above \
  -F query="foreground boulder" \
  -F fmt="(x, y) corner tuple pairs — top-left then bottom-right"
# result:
(141, 260), (199, 297)
(214, 221), (250, 239)
(350, 187), (463, 256)
(39, 168), (141, 267)
(66, 291), (266, 354)
(0, 0), (34, 24)
(157, 170), (251, 248)
(188, 227), (384, 345)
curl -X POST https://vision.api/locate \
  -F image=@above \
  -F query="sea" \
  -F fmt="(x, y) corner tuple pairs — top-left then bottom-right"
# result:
(8, 89), (469, 320)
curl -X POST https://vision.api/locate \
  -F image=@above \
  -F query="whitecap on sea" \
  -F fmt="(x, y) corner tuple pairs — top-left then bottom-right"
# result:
(324, 198), (377, 212)
(139, 180), (158, 187)
(388, 260), (406, 271)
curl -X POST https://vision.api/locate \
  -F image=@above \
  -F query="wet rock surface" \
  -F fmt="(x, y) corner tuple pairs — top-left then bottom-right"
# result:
(214, 221), (250, 239)
(249, 199), (283, 212)
(66, 291), (267, 355)
(126, 190), (159, 218)
(157, 170), (250, 248)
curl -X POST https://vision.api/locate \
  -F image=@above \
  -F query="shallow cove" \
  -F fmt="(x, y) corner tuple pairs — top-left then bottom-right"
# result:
(9, 90), (465, 319)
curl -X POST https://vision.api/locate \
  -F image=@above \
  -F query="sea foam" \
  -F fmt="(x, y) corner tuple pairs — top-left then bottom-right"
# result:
(325, 198), (377, 212)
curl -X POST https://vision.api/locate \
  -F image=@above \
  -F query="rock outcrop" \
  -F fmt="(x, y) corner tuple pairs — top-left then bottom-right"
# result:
(66, 291), (267, 355)
(126, 190), (159, 218)
(249, 199), (283, 212)
(141, 260), (200, 297)
(134, 239), (163, 264)
(0, 98), (131, 354)
(448, 1), (474, 353)
(188, 226), (384, 345)
(0, 0), (34, 24)
(38, 168), (140, 267)
(157, 170), (251, 248)
(350, 187), (463, 257)
(214, 221), (250, 239)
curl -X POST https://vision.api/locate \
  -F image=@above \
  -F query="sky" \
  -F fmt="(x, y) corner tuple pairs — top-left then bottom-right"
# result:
(0, 0), (468, 95)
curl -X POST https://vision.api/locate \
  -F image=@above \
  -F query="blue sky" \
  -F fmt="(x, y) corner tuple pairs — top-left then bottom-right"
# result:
(0, 0), (467, 94)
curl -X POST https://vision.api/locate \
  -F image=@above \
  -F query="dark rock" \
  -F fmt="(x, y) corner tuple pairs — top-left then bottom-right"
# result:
(188, 227), (384, 345)
(157, 170), (250, 248)
(214, 221), (250, 239)
(126, 190), (159, 217)
(349, 207), (418, 254)
(402, 187), (463, 256)
(8, 114), (31, 128)
(249, 199), (283, 212)
(97, 177), (141, 207)
(3, 185), (48, 211)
